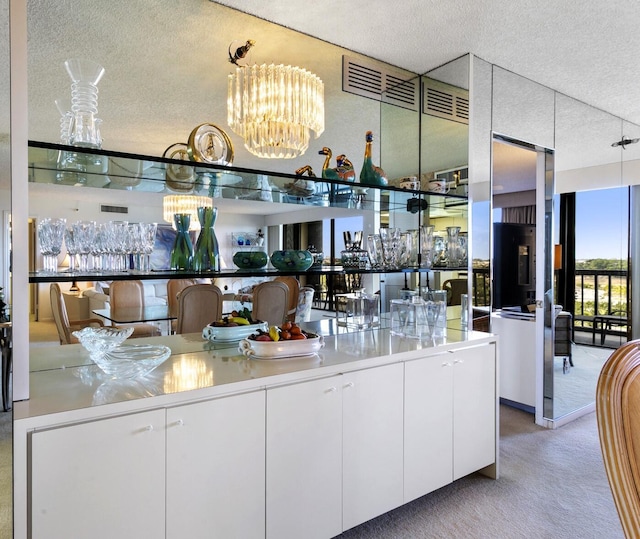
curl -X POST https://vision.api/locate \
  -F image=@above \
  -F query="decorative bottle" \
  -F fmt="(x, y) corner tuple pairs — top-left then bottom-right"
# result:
(170, 214), (194, 270)
(359, 131), (388, 186)
(193, 206), (220, 271)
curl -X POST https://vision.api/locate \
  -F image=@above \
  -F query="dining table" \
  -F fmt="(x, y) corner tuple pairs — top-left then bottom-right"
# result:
(93, 305), (176, 335)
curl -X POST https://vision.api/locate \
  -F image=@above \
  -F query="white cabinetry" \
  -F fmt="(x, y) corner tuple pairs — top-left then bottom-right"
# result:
(266, 375), (343, 539)
(342, 364), (404, 530)
(266, 362), (404, 539)
(31, 409), (166, 539)
(166, 390), (265, 539)
(30, 391), (266, 539)
(404, 343), (497, 502)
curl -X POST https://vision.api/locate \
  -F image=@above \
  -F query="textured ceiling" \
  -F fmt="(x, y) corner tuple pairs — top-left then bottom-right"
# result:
(216, 0), (640, 126)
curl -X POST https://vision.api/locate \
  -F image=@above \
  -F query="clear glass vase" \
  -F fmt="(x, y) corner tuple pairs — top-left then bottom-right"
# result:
(193, 207), (219, 271)
(170, 214), (193, 270)
(446, 226), (462, 268)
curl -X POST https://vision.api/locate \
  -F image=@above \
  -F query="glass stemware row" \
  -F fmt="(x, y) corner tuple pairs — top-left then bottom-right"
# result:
(38, 219), (157, 274)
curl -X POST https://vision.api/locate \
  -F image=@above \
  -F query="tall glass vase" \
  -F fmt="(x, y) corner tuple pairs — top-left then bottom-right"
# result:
(446, 226), (461, 268)
(170, 214), (193, 270)
(193, 206), (220, 271)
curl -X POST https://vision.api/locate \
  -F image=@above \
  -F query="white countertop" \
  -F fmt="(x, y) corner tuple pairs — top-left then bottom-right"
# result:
(16, 327), (496, 423)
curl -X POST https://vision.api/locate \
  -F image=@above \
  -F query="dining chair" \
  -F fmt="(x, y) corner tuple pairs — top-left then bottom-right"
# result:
(49, 283), (105, 345)
(175, 284), (223, 334)
(109, 280), (162, 338)
(251, 281), (290, 327)
(596, 339), (640, 538)
(442, 278), (468, 306)
(274, 276), (300, 322)
(167, 278), (203, 334)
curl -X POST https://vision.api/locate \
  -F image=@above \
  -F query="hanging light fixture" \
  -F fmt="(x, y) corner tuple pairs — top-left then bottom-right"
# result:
(162, 195), (212, 230)
(226, 41), (324, 159)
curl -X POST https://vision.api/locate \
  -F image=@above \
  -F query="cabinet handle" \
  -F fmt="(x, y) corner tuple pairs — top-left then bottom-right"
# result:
(325, 386), (337, 393)
(442, 361), (452, 367)
(344, 382), (355, 389)
(143, 425), (154, 432)
(454, 359), (464, 364)
(172, 419), (184, 427)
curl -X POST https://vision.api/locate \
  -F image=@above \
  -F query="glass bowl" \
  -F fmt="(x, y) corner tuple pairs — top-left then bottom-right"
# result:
(233, 251), (268, 269)
(73, 326), (134, 355)
(270, 250), (313, 271)
(91, 344), (172, 379)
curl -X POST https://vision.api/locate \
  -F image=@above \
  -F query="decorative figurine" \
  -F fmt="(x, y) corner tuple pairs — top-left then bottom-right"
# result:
(318, 147), (340, 180)
(336, 154), (356, 182)
(359, 131), (388, 186)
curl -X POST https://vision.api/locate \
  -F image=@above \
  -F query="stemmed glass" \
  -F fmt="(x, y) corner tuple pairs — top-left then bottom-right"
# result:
(63, 227), (78, 273)
(72, 221), (97, 273)
(37, 218), (66, 274)
(139, 223), (157, 273)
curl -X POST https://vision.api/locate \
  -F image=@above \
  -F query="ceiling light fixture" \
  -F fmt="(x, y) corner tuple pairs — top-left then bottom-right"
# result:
(611, 135), (640, 149)
(226, 40), (324, 159)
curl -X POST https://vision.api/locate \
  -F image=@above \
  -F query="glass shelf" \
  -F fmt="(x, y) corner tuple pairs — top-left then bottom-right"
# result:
(27, 140), (467, 215)
(28, 265), (466, 284)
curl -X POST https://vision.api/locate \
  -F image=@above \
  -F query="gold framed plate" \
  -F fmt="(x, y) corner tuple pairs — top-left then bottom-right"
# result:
(187, 123), (234, 166)
(163, 142), (195, 192)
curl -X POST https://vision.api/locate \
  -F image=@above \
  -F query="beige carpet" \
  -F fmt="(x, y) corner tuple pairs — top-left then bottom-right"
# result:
(337, 405), (622, 538)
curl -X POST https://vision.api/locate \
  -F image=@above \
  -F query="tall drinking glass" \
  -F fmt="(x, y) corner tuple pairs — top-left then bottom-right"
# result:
(37, 218), (66, 274)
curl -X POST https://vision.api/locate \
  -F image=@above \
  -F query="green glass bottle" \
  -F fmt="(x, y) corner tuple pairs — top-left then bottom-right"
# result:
(170, 213), (193, 270)
(193, 206), (220, 271)
(359, 131), (388, 186)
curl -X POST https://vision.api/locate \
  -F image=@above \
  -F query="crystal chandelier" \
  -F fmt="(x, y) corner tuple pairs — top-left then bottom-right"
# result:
(227, 63), (325, 159)
(162, 195), (212, 230)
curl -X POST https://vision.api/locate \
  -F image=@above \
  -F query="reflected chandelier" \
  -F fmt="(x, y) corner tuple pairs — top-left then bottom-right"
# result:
(227, 61), (325, 159)
(162, 195), (212, 230)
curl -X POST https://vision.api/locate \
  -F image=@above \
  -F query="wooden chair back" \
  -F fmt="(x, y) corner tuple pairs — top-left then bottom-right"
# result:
(442, 278), (468, 306)
(109, 280), (161, 338)
(176, 284), (223, 334)
(50, 283), (104, 344)
(252, 281), (290, 327)
(596, 339), (640, 537)
(274, 276), (300, 322)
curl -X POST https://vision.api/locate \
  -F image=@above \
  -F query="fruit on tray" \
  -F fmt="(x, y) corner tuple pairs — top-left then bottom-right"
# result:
(248, 322), (313, 342)
(209, 308), (257, 327)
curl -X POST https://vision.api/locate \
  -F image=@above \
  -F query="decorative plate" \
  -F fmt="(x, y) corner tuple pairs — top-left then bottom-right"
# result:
(238, 334), (324, 360)
(187, 123), (234, 166)
(202, 321), (268, 343)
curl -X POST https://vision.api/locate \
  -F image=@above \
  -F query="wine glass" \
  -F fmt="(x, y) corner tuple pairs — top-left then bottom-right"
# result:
(37, 218), (66, 274)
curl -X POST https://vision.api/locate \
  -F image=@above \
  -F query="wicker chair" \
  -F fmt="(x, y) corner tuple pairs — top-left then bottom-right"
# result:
(109, 280), (161, 338)
(251, 281), (290, 327)
(50, 283), (104, 345)
(596, 339), (640, 537)
(175, 284), (223, 334)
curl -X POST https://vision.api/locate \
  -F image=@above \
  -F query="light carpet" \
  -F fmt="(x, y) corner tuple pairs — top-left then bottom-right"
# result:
(337, 405), (622, 539)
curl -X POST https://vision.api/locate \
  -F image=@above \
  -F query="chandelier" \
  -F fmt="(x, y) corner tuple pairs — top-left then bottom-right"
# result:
(162, 195), (212, 230)
(227, 63), (325, 159)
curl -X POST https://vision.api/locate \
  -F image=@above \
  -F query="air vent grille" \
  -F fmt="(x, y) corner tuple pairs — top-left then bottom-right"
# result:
(422, 77), (469, 125)
(343, 55), (419, 111)
(100, 204), (129, 214)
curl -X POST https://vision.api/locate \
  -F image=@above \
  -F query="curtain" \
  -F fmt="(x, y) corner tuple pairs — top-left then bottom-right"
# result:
(503, 205), (536, 224)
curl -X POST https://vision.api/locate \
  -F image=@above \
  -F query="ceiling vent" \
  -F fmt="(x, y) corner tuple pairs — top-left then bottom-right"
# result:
(422, 77), (469, 125)
(342, 55), (419, 112)
(100, 204), (128, 214)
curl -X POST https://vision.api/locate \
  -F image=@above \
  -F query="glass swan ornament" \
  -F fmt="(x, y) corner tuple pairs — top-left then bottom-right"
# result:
(359, 131), (388, 186)
(318, 147), (341, 180)
(336, 154), (356, 182)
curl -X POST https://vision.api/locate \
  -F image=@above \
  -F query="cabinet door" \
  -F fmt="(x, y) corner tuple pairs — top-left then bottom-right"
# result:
(31, 409), (165, 539)
(342, 363), (404, 531)
(404, 352), (454, 502)
(453, 343), (497, 480)
(166, 390), (266, 539)
(266, 376), (342, 539)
